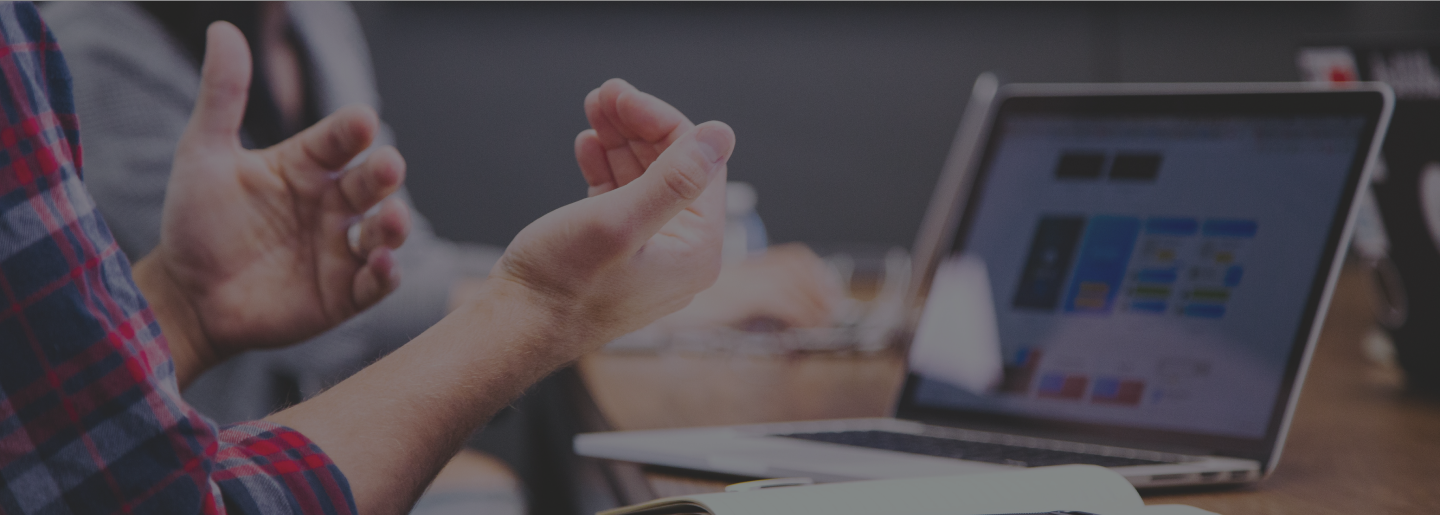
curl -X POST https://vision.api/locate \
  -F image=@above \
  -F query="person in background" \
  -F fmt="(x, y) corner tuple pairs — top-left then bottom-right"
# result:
(45, 2), (839, 512)
(2, 1), (739, 512)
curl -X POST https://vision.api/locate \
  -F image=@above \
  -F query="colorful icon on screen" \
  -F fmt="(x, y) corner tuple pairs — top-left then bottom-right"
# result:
(1091, 377), (1145, 406)
(1036, 372), (1089, 400)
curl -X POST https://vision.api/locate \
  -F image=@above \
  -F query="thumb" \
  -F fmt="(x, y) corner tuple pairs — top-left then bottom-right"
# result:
(185, 21), (251, 147)
(607, 121), (735, 241)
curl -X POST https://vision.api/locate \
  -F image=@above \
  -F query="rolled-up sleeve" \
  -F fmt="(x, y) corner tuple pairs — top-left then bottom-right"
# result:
(212, 422), (355, 515)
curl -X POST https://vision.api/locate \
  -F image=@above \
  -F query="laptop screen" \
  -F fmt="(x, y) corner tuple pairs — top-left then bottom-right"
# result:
(899, 90), (1387, 461)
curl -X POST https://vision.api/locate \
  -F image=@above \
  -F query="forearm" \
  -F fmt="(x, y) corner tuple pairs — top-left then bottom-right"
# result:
(265, 277), (590, 515)
(131, 254), (216, 388)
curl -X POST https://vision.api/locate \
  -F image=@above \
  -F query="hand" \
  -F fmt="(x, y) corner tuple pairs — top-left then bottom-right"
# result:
(575, 78), (695, 196)
(659, 243), (844, 331)
(575, 80), (840, 332)
(485, 80), (735, 359)
(133, 22), (411, 385)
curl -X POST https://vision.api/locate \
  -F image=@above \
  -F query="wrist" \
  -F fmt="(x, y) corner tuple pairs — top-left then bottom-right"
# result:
(132, 252), (217, 388)
(461, 275), (602, 368)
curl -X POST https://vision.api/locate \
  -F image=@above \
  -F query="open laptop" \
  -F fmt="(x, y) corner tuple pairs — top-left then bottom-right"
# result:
(576, 79), (1393, 488)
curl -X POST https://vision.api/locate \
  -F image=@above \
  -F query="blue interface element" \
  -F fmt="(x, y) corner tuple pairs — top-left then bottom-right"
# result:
(1224, 265), (1245, 287)
(1063, 216), (1141, 314)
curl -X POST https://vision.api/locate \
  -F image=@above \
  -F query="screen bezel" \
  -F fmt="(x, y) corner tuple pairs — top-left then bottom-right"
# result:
(895, 85), (1391, 466)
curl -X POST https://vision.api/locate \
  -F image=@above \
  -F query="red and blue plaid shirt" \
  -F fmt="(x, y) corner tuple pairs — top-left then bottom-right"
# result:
(0, 3), (356, 513)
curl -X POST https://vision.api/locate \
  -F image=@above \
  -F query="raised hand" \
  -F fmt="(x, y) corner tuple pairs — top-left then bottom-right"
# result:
(134, 22), (410, 382)
(487, 81), (734, 354)
(575, 79), (843, 332)
(575, 78), (696, 196)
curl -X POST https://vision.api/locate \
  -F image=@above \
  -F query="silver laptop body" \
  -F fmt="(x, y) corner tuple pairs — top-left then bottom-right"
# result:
(577, 79), (1393, 489)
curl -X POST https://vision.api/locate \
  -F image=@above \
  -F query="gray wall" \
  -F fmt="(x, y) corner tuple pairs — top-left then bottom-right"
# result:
(354, 2), (1440, 250)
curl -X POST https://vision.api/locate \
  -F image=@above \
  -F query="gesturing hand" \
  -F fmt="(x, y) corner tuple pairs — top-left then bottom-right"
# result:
(134, 22), (410, 383)
(575, 78), (697, 197)
(575, 79), (842, 332)
(485, 80), (734, 357)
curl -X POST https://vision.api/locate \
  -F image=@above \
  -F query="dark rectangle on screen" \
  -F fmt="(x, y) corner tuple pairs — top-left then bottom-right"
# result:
(1054, 152), (1106, 179)
(1012, 215), (1087, 310)
(1109, 153), (1163, 181)
(1202, 219), (1259, 238)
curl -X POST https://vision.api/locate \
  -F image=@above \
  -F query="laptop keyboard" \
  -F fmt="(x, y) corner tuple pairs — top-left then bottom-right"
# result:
(778, 430), (1176, 468)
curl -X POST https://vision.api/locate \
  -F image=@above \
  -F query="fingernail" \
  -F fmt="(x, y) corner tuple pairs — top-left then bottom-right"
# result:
(695, 126), (729, 165)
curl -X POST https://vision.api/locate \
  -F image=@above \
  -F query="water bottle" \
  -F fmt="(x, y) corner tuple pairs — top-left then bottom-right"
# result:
(723, 182), (767, 264)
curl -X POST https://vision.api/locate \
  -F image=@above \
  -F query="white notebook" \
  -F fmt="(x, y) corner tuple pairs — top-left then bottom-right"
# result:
(600, 465), (1217, 515)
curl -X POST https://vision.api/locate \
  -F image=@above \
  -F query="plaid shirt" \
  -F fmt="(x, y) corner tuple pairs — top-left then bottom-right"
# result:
(0, 3), (356, 514)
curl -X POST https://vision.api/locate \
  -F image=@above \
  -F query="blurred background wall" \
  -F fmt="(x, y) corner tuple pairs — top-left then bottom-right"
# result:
(353, 2), (1440, 251)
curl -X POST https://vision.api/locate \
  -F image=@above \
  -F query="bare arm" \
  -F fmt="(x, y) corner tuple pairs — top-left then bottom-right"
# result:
(269, 89), (735, 514)
(267, 279), (575, 514)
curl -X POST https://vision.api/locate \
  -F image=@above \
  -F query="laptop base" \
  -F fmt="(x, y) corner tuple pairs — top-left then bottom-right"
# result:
(577, 418), (1261, 488)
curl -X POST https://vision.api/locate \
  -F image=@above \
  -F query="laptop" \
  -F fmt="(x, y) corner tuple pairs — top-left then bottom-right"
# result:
(576, 79), (1393, 488)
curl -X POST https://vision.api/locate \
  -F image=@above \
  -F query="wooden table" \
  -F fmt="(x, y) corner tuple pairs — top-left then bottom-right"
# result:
(577, 263), (1440, 514)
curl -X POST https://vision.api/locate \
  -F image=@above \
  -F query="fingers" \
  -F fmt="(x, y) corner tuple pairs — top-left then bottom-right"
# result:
(350, 197), (410, 259)
(575, 129), (616, 197)
(586, 79), (690, 145)
(582, 86), (644, 183)
(352, 246), (400, 310)
(348, 198), (409, 311)
(186, 21), (252, 147)
(585, 105), (646, 189)
(615, 86), (691, 145)
(339, 145), (406, 214)
(273, 105), (380, 180)
(583, 85), (628, 148)
(583, 79), (694, 187)
(605, 121), (735, 243)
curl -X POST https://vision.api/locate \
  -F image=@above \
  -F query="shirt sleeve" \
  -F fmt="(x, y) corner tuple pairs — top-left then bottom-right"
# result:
(211, 422), (356, 515)
(0, 4), (355, 514)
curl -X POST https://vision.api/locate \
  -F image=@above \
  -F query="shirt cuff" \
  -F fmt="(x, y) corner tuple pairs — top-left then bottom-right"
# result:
(211, 421), (357, 515)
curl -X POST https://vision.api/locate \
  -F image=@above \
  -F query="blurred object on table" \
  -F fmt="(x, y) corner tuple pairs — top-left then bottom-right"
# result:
(723, 182), (768, 264)
(907, 253), (1003, 394)
(580, 348), (905, 431)
(605, 245), (911, 355)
